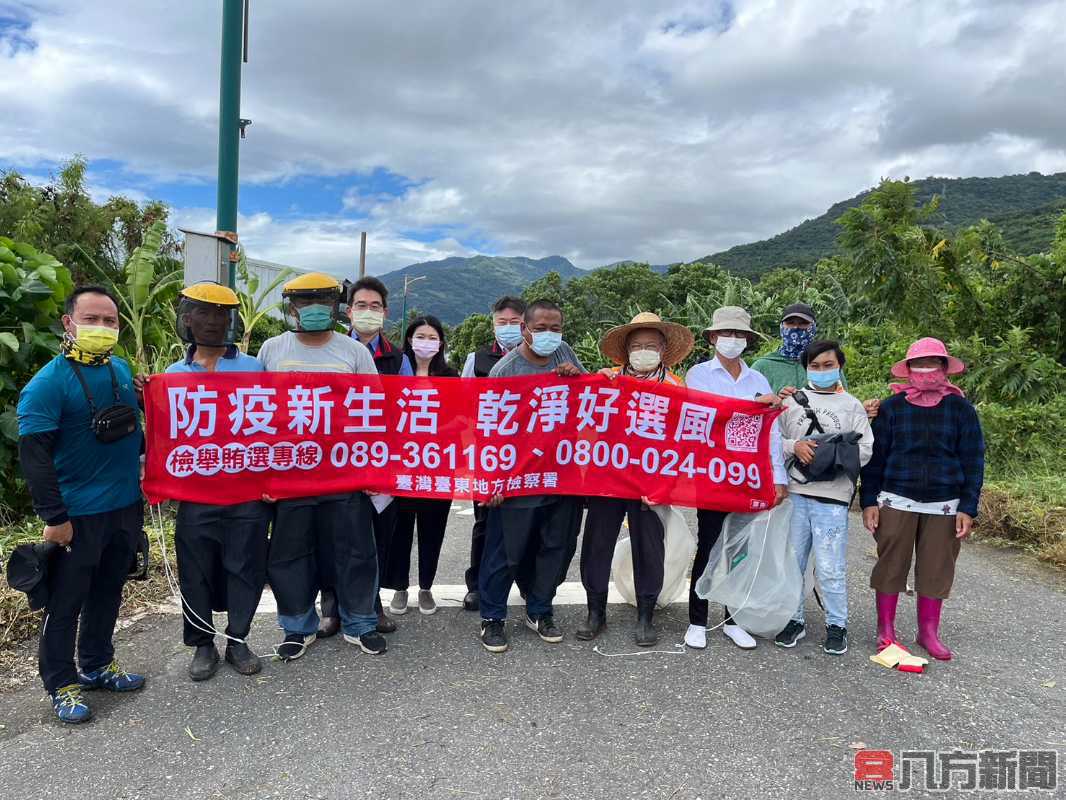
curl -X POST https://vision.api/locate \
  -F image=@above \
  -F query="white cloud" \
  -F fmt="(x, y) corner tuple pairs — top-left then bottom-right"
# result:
(170, 207), (474, 278)
(3, 0), (1066, 270)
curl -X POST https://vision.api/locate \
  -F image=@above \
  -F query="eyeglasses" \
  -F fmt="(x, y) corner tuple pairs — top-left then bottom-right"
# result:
(352, 302), (384, 312)
(628, 344), (663, 353)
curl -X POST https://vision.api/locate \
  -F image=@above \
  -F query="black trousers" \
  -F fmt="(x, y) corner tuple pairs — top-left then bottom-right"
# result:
(268, 493), (377, 621)
(175, 500), (269, 647)
(38, 502), (141, 693)
(321, 498), (397, 618)
(581, 497), (665, 598)
(371, 501), (398, 613)
(464, 501), (489, 592)
(382, 498), (452, 591)
(478, 497), (581, 620)
(689, 509), (734, 627)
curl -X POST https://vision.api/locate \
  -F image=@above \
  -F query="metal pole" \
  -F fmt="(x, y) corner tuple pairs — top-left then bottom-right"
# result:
(216, 0), (244, 288)
(399, 276), (409, 334)
(359, 231), (367, 278)
(399, 275), (426, 333)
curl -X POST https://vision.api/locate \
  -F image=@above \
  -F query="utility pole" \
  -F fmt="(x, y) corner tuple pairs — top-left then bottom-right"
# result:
(216, 0), (247, 288)
(399, 274), (427, 332)
(359, 231), (367, 278)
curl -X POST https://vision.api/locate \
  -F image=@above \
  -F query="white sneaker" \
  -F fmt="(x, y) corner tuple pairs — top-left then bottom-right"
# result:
(684, 624), (707, 649)
(389, 590), (409, 615)
(723, 624), (757, 650)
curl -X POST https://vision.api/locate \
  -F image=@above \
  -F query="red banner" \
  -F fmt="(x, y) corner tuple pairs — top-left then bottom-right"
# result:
(142, 373), (782, 512)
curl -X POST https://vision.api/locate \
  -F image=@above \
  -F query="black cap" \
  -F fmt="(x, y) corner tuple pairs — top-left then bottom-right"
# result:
(781, 303), (815, 323)
(6, 541), (59, 611)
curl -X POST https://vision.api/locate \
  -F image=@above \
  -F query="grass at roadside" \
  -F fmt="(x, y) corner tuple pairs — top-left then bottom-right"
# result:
(0, 506), (178, 689)
(976, 472), (1066, 568)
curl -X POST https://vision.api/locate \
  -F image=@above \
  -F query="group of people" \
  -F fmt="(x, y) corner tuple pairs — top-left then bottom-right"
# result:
(15, 274), (985, 724)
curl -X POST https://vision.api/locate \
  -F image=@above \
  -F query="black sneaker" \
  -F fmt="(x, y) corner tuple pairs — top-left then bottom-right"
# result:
(480, 619), (508, 653)
(774, 620), (806, 648)
(344, 631), (387, 655)
(823, 625), (848, 655)
(277, 633), (316, 661)
(525, 614), (563, 643)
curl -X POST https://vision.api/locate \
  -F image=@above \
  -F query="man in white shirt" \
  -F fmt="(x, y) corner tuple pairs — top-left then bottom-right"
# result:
(683, 306), (788, 651)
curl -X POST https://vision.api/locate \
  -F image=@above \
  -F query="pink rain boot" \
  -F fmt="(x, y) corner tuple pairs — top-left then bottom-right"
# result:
(916, 595), (953, 661)
(876, 591), (899, 651)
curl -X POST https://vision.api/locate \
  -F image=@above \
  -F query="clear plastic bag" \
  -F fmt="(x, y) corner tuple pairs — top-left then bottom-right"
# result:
(693, 499), (802, 638)
(612, 504), (696, 609)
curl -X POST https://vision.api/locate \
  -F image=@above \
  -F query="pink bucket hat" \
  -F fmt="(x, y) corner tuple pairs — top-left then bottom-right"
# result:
(890, 337), (966, 378)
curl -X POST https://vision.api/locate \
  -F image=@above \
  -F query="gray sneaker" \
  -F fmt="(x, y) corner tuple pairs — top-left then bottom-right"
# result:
(418, 589), (437, 615)
(389, 590), (409, 615)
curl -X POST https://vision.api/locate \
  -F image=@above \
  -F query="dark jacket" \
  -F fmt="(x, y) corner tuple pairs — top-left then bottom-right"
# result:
(370, 335), (405, 375)
(859, 393), (985, 517)
(473, 342), (507, 378)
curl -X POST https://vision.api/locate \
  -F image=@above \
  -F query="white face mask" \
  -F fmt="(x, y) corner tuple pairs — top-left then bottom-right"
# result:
(351, 310), (384, 335)
(629, 349), (661, 373)
(714, 335), (747, 359)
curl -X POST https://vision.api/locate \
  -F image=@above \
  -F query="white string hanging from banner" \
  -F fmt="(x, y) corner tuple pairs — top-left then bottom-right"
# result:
(149, 502), (247, 645)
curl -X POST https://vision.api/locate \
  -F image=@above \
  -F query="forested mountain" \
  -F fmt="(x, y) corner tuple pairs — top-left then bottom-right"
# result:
(699, 171), (1066, 276)
(378, 255), (583, 324)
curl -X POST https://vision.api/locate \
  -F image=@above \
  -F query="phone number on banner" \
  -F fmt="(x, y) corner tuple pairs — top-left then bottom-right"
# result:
(164, 439), (762, 490)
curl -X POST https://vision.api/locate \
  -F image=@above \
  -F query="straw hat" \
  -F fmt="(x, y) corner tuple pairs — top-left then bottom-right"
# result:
(702, 305), (763, 345)
(890, 337), (966, 378)
(599, 312), (695, 367)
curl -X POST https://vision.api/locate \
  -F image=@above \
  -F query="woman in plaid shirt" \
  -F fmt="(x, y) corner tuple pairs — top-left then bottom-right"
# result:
(859, 338), (985, 661)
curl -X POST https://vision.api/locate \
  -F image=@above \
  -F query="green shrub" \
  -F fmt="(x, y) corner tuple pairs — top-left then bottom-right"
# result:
(976, 398), (1066, 478)
(0, 238), (73, 518)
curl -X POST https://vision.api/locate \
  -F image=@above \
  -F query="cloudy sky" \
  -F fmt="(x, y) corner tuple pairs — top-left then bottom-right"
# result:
(2, 0), (1065, 276)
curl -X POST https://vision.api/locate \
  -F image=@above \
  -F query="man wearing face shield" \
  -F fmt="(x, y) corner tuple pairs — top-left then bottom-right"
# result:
(458, 296), (528, 612)
(17, 285), (145, 723)
(164, 283), (269, 681)
(256, 273), (385, 661)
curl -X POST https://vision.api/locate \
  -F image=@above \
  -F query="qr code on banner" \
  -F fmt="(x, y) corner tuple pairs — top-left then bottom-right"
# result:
(724, 412), (763, 453)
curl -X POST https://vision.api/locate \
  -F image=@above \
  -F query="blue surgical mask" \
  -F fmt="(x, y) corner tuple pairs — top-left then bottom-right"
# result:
(807, 368), (840, 389)
(495, 323), (523, 349)
(530, 331), (563, 356)
(297, 304), (334, 332)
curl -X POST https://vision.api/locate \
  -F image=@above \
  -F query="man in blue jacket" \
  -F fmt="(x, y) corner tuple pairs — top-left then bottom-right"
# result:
(17, 286), (146, 723)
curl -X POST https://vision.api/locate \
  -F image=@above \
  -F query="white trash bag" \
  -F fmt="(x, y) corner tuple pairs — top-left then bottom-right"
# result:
(693, 499), (802, 638)
(612, 504), (696, 609)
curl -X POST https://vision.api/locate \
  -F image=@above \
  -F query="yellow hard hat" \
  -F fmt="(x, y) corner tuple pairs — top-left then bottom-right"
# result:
(181, 281), (239, 306)
(283, 272), (341, 293)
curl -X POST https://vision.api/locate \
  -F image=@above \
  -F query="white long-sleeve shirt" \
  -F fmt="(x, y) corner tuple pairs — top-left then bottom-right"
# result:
(684, 355), (788, 486)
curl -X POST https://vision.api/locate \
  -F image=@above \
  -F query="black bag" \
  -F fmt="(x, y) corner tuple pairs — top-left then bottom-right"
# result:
(6, 541), (59, 611)
(67, 360), (139, 444)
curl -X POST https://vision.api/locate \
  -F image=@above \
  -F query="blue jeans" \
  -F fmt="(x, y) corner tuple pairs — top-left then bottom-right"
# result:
(278, 594), (378, 639)
(478, 499), (580, 622)
(789, 493), (849, 628)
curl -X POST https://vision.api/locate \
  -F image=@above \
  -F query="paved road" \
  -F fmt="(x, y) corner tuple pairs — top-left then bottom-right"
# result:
(1, 505), (1063, 799)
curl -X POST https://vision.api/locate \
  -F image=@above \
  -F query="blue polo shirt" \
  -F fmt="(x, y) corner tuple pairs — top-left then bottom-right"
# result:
(17, 355), (143, 517)
(165, 344), (263, 374)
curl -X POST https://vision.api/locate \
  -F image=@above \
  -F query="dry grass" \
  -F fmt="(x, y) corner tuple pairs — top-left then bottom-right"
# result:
(0, 510), (177, 691)
(976, 475), (1066, 568)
